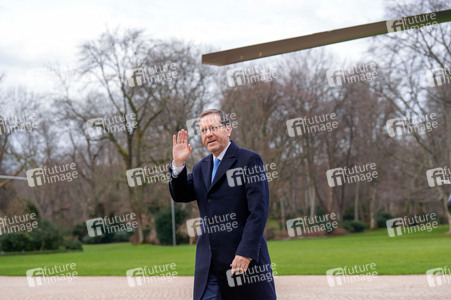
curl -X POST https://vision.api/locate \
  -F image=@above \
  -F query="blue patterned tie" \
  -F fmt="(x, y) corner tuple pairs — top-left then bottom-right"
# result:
(211, 158), (220, 183)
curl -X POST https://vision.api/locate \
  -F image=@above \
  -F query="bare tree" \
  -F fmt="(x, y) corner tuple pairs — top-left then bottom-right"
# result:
(54, 28), (214, 243)
(373, 0), (451, 232)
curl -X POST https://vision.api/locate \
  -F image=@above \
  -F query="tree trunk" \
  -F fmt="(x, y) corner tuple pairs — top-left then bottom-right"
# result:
(280, 194), (286, 233)
(369, 187), (377, 229)
(354, 181), (360, 221)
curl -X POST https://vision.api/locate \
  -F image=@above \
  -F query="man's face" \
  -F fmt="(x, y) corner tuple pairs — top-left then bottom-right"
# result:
(199, 113), (231, 157)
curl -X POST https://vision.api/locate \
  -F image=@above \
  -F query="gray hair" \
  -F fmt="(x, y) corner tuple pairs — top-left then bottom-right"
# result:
(199, 109), (230, 126)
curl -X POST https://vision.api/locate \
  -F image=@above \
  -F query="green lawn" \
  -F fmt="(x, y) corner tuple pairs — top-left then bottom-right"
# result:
(1, 227), (450, 276)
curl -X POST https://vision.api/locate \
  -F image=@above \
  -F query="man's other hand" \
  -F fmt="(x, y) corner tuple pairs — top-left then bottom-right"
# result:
(230, 255), (252, 274)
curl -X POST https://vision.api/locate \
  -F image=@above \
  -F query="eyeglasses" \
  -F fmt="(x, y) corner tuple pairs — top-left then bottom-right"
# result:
(200, 125), (225, 135)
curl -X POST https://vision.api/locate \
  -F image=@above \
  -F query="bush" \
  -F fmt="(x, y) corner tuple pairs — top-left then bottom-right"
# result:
(30, 220), (64, 250)
(343, 220), (366, 233)
(75, 215), (136, 244)
(155, 206), (188, 245)
(377, 213), (393, 228)
(24, 199), (41, 222)
(80, 231), (115, 244)
(0, 232), (33, 252)
(62, 238), (83, 251)
(81, 235), (97, 244)
(113, 230), (133, 242)
(0, 219), (82, 253)
(342, 207), (355, 221)
(74, 221), (108, 244)
(72, 223), (88, 241)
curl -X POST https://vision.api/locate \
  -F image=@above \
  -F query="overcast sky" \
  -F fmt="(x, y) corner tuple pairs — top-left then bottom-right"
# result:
(0, 0), (388, 90)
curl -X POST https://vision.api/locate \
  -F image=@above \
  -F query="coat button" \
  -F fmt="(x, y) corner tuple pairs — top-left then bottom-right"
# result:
(208, 198), (211, 203)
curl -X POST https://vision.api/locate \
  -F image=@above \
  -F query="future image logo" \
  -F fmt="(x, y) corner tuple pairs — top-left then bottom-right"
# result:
(286, 113), (338, 137)
(226, 263), (276, 288)
(226, 64), (278, 87)
(186, 117), (201, 136)
(186, 217), (203, 237)
(85, 214), (138, 238)
(426, 167), (451, 187)
(226, 168), (246, 187)
(286, 213), (338, 237)
(186, 214), (238, 237)
(226, 163), (278, 187)
(426, 266), (451, 287)
(26, 168), (46, 187)
(126, 168), (146, 187)
(126, 164), (172, 187)
(126, 263), (178, 288)
(85, 113), (137, 139)
(186, 113), (239, 137)
(25, 163), (78, 187)
(386, 13), (438, 33)
(85, 118), (104, 138)
(126, 267), (145, 287)
(386, 214), (438, 237)
(386, 114), (438, 137)
(126, 63), (178, 87)
(426, 68), (451, 87)
(326, 163), (378, 187)
(26, 263), (78, 287)
(326, 263), (377, 287)
(0, 213), (39, 236)
(26, 268), (45, 287)
(326, 63), (377, 87)
(0, 113), (37, 136)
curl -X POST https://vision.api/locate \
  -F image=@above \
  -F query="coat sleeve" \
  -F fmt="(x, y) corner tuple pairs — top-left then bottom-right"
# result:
(168, 165), (196, 203)
(235, 154), (269, 261)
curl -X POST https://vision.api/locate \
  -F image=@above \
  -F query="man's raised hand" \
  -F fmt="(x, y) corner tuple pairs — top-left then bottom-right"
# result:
(173, 129), (192, 167)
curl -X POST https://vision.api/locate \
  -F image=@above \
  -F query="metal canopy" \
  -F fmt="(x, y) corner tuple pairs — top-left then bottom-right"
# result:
(202, 10), (451, 66)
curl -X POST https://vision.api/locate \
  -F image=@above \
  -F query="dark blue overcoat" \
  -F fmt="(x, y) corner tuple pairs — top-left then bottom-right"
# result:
(169, 140), (277, 300)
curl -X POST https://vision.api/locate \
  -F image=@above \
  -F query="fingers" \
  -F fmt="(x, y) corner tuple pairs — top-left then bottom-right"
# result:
(177, 130), (183, 144)
(231, 265), (246, 274)
(230, 256), (250, 274)
(231, 267), (245, 275)
(175, 129), (188, 145)
(230, 261), (238, 274)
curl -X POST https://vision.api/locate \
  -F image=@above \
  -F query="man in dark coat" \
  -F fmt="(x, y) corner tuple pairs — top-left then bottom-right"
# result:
(169, 109), (277, 300)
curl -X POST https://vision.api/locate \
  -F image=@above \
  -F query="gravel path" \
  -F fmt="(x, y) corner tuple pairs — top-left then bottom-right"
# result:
(1, 275), (450, 300)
